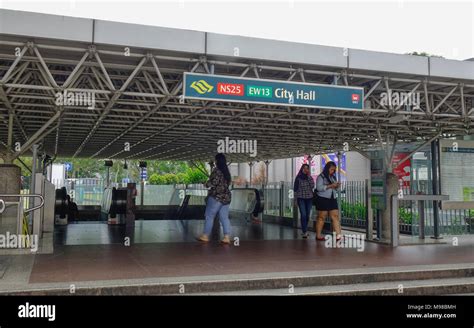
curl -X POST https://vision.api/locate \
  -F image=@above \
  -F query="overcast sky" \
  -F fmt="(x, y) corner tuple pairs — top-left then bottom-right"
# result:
(0, 0), (472, 60)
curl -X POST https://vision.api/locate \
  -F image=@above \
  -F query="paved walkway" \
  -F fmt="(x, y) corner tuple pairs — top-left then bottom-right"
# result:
(0, 221), (471, 291)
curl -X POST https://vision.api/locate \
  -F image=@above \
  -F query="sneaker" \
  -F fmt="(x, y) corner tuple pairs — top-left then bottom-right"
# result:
(221, 235), (231, 244)
(302, 232), (309, 239)
(196, 235), (209, 242)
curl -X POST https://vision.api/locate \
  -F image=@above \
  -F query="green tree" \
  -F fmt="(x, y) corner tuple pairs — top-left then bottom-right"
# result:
(9, 155), (209, 184)
(13, 157), (33, 177)
(406, 51), (444, 58)
(185, 167), (208, 184)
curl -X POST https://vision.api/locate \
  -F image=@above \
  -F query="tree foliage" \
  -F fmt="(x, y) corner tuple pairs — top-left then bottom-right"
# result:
(9, 156), (209, 185)
(406, 51), (444, 58)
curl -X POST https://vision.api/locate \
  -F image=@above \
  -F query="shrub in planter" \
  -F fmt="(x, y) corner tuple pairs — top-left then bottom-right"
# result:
(398, 207), (419, 224)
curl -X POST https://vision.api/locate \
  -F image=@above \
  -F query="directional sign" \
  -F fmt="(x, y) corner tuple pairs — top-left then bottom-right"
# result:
(64, 162), (73, 172)
(369, 150), (387, 210)
(183, 73), (364, 111)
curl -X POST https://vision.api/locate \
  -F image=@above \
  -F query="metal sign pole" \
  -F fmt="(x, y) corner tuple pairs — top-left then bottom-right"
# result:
(29, 144), (38, 226)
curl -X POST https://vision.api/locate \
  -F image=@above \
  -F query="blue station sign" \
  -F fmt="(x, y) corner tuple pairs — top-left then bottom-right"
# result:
(183, 72), (364, 111)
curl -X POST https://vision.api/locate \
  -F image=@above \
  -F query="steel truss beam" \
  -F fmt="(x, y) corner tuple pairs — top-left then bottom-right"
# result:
(0, 38), (473, 162)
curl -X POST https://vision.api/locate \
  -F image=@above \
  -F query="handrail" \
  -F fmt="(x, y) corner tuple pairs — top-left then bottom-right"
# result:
(396, 194), (449, 201)
(0, 194), (45, 214)
(390, 193), (450, 247)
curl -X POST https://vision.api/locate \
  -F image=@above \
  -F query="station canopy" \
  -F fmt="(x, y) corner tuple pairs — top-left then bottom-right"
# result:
(0, 9), (473, 163)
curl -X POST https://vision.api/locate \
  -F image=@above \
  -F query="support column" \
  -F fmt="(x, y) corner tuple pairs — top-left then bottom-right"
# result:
(0, 164), (21, 201)
(29, 144), (39, 225)
(0, 163), (21, 236)
(104, 160), (113, 188)
(138, 161), (147, 206)
(382, 173), (398, 242)
(106, 167), (110, 187)
(4, 111), (14, 164)
(291, 157), (294, 183)
(248, 162), (254, 186)
(140, 179), (145, 206)
(126, 183), (136, 227)
(264, 160), (271, 184)
(431, 139), (441, 239)
(365, 177), (373, 240)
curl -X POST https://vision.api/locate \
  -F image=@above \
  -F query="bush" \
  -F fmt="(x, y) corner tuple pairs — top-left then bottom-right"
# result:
(398, 207), (419, 224)
(149, 173), (179, 185)
(341, 201), (367, 220)
(185, 168), (208, 184)
(148, 168), (208, 185)
(149, 173), (167, 185)
(176, 173), (188, 184)
(163, 173), (179, 184)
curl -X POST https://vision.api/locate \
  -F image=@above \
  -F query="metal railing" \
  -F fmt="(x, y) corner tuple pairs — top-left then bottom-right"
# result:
(261, 182), (294, 218)
(0, 194), (44, 240)
(338, 180), (368, 229)
(0, 194), (44, 215)
(52, 178), (104, 206)
(397, 191), (473, 236)
(391, 194), (449, 247)
(260, 181), (370, 231)
(40, 178), (474, 236)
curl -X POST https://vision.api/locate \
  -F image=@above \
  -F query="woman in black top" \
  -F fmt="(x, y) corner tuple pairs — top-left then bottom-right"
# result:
(197, 153), (232, 244)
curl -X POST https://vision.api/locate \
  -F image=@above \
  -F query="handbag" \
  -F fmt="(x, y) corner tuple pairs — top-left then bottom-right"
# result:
(312, 191), (319, 206)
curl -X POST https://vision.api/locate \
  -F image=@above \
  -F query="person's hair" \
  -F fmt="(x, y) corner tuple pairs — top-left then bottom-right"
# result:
(322, 161), (337, 181)
(215, 153), (231, 184)
(297, 164), (310, 178)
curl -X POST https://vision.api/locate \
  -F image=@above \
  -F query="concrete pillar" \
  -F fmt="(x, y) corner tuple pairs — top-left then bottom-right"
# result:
(248, 162), (254, 186)
(3, 111), (14, 164)
(382, 173), (398, 242)
(0, 164), (21, 236)
(264, 160), (271, 184)
(291, 158), (295, 184)
(0, 164), (21, 202)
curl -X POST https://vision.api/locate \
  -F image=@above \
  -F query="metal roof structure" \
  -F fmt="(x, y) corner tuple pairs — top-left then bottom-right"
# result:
(0, 8), (473, 162)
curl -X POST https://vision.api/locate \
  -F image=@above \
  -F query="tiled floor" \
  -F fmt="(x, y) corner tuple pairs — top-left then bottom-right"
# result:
(25, 220), (474, 284)
(53, 219), (299, 245)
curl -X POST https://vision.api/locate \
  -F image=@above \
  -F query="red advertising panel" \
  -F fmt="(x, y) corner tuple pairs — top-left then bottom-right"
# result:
(392, 153), (411, 188)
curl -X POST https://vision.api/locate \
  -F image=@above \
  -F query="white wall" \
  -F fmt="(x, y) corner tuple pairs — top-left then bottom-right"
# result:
(51, 164), (65, 186)
(345, 152), (370, 181)
(229, 151), (369, 184)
